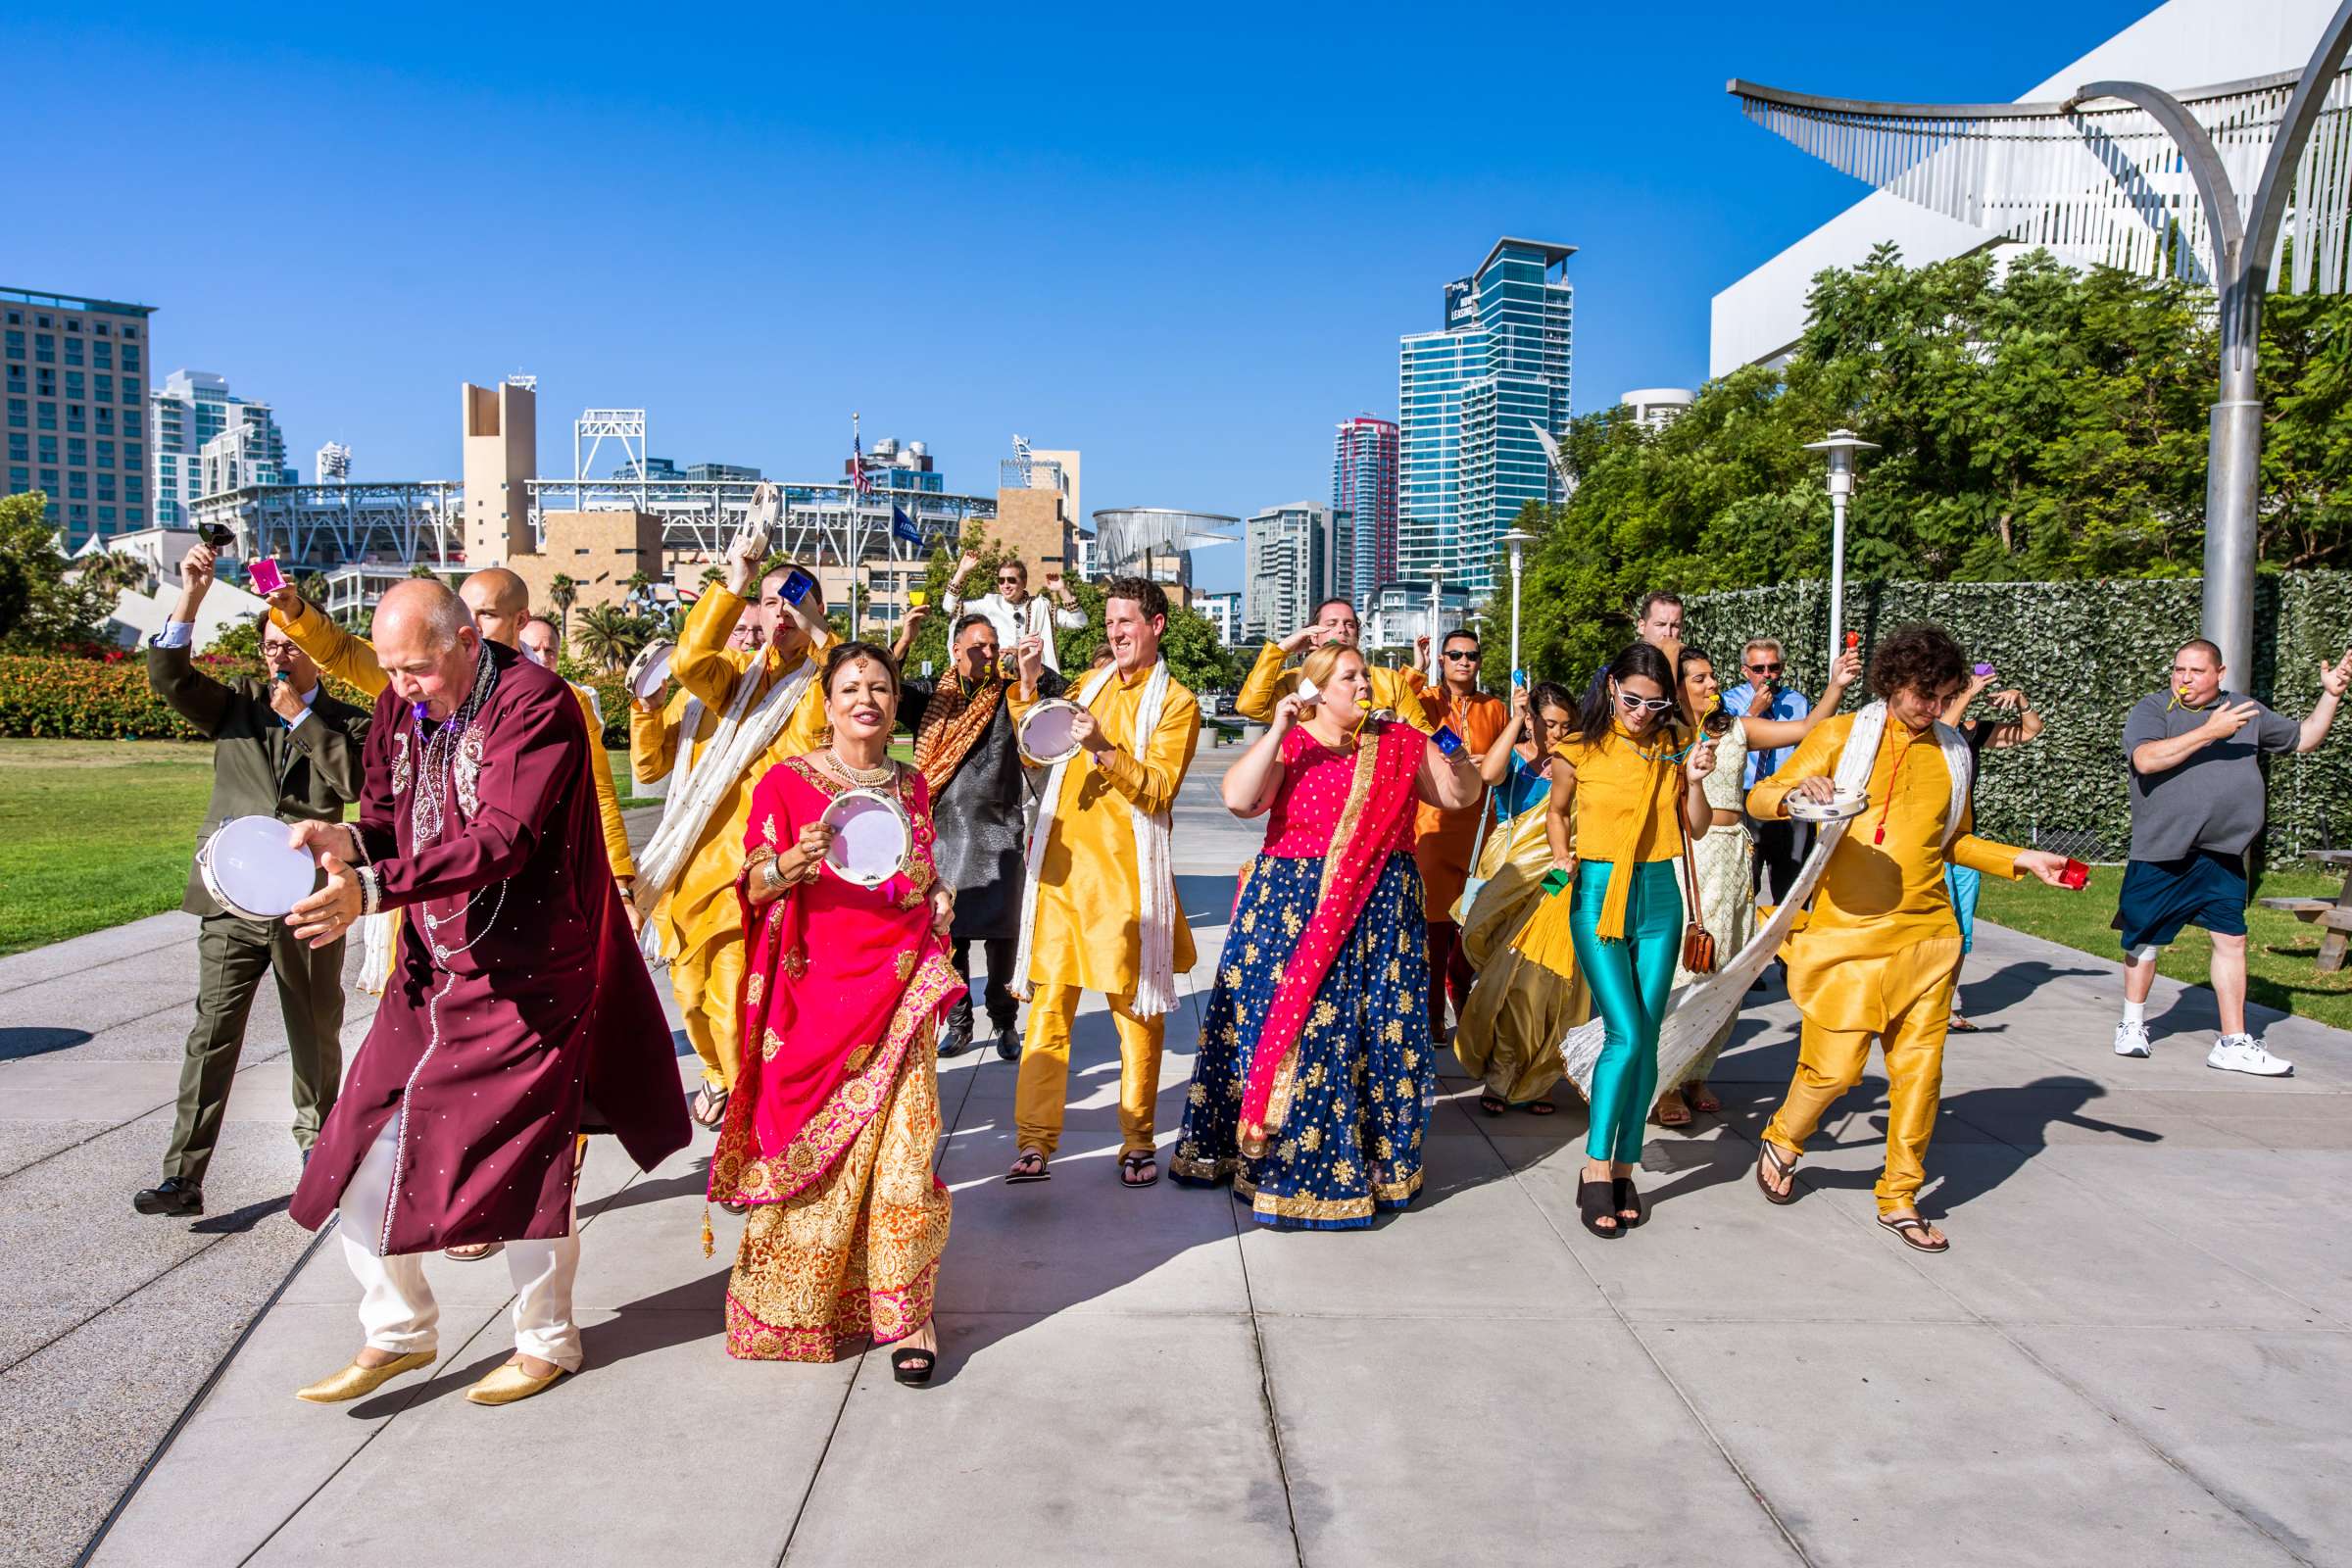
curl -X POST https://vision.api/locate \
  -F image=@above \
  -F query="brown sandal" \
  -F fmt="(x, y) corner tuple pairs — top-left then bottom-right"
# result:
(690, 1085), (729, 1130)
(1686, 1082), (1722, 1113)
(1655, 1090), (1691, 1128)
(1879, 1213), (1950, 1252)
(1755, 1141), (1799, 1205)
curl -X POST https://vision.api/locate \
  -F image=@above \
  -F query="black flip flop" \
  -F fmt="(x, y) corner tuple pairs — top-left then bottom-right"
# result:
(1477, 1093), (1509, 1117)
(1879, 1213), (1950, 1252)
(890, 1347), (937, 1385)
(1004, 1149), (1051, 1184)
(1522, 1099), (1558, 1116)
(1119, 1152), (1159, 1189)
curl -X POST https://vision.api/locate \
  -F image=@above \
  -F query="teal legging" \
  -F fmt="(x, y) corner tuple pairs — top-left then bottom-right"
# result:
(1569, 858), (1683, 1164)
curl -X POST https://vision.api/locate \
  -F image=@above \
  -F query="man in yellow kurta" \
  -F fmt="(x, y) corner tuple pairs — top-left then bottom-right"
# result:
(1747, 625), (2072, 1252)
(630, 537), (833, 1128)
(1235, 598), (1432, 732)
(1004, 575), (1200, 1188)
(265, 568), (636, 893)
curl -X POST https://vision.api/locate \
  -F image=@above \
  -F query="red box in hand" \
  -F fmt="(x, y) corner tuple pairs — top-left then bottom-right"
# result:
(2059, 858), (2089, 890)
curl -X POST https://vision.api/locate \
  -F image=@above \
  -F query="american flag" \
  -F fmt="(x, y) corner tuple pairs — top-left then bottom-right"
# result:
(850, 427), (872, 498)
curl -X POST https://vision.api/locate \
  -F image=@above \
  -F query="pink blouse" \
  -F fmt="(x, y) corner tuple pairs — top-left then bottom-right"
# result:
(1260, 723), (1418, 859)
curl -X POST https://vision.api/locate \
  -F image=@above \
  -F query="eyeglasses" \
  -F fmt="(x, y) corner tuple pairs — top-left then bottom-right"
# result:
(1615, 690), (1675, 714)
(1746, 662), (1782, 674)
(1443, 650), (1479, 662)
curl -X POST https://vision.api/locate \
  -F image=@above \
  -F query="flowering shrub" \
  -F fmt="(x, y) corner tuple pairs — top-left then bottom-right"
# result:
(0, 654), (369, 739)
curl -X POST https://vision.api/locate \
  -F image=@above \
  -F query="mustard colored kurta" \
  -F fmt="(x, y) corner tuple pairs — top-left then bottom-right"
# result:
(1235, 642), (1433, 732)
(641, 584), (835, 966)
(1746, 713), (2023, 1030)
(271, 600), (636, 879)
(1008, 668), (1201, 996)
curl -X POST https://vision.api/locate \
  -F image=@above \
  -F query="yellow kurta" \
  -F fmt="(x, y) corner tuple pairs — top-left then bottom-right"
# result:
(1746, 713), (2021, 1029)
(1234, 642), (1433, 732)
(271, 600), (636, 878)
(1748, 712), (2027, 1212)
(1008, 667), (1201, 995)
(642, 584), (835, 966)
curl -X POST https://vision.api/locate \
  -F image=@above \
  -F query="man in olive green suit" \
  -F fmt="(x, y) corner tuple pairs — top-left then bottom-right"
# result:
(132, 542), (369, 1218)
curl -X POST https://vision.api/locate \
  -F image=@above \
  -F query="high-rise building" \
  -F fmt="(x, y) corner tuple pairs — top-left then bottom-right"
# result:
(1331, 415), (1397, 605)
(1621, 388), (1694, 430)
(315, 441), (352, 482)
(1397, 238), (1573, 599)
(1196, 590), (1242, 649)
(3, 286), (156, 548)
(153, 370), (292, 529)
(1243, 500), (1350, 646)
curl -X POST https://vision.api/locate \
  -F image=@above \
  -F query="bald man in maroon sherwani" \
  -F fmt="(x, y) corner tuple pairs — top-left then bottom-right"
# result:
(283, 579), (689, 1407)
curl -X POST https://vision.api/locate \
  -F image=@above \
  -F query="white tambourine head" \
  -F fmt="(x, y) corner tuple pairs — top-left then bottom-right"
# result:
(1787, 788), (1869, 824)
(820, 789), (912, 888)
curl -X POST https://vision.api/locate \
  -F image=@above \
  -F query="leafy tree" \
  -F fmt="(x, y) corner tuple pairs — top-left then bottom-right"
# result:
(408, 563), (439, 579)
(1513, 245), (2352, 691)
(572, 602), (656, 673)
(548, 572), (579, 642)
(0, 493), (115, 651)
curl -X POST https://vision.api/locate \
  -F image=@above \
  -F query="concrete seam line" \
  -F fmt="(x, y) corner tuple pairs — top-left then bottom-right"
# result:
(1233, 1184), (1308, 1568)
(1475, 1114), (1821, 1568)
(71, 1221), (331, 1568)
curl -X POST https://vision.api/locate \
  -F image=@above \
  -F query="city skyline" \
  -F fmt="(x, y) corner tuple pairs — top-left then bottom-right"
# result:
(5, 0), (2163, 595)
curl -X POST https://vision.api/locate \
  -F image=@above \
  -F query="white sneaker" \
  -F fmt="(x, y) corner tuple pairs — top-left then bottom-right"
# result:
(2207, 1034), (2292, 1077)
(2113, 1020), (2151, 1057)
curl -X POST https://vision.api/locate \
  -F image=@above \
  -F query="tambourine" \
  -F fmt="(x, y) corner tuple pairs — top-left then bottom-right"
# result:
(627, 641), (674, 701)
(1787, 788), (1869, 824)
(197, 814), (320, 922)
(1016, 698), (1088, 766)
(820, 787), (913, 888)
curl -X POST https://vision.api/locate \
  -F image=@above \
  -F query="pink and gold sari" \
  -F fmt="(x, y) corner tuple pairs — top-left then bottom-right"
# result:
(710, 756), (964, 1361)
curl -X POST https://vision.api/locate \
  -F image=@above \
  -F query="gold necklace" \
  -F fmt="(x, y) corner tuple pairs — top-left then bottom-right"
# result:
(825, 749), (895, 788)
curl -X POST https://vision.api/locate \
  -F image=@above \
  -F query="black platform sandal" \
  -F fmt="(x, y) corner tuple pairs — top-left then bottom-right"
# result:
(1578, 1175), (1621, 1238)
(890, 1346), (937, 1385)
(1612, 1175), (1645, 1230)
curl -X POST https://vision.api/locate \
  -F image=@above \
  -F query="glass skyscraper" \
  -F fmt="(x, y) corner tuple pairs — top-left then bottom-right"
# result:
(1397, 239), (1573, 599)
(1331, 415), (1397, 606)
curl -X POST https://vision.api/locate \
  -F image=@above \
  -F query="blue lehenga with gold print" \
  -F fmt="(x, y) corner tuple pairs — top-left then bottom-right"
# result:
(1172, 721), (1436, 1230)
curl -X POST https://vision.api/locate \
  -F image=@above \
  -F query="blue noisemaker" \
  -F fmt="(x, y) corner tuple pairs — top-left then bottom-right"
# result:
(1432, 724), (1462, 757)
(780, 566), (817, 606)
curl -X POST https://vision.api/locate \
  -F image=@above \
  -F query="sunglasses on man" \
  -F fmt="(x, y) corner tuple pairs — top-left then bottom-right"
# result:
(1442, 649), (1479, 662)
(1746, 661), (1783, 674)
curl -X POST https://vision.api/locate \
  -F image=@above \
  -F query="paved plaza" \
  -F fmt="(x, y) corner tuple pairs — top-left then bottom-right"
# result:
(4, 748), (2350, 1567)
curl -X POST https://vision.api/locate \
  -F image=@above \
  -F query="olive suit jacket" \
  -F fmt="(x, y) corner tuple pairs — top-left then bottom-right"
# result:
(146, 642), (371, 916)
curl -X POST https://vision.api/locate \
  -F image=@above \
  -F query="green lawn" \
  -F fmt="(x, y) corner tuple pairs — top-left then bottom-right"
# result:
(1977, 864), (2352, 1032)
(1, 738), (917, 954)
(0, 740), (224, 955)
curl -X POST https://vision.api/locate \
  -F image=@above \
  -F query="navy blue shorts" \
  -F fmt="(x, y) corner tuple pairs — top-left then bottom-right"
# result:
(2115, 850), (2248, 950)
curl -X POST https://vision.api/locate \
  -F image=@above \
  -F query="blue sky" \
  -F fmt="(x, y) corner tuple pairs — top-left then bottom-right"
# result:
(10, 1), (2154, 594)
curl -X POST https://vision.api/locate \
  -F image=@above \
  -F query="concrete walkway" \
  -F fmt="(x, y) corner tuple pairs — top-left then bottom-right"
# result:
(10, 751), (2352, 1567)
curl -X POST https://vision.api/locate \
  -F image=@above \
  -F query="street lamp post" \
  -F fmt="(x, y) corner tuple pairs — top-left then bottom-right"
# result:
(1500, 527), (1539, 677)
(1802, 430), (1880, 664)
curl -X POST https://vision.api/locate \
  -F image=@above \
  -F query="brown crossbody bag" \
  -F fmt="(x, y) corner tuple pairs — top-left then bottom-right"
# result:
(1673, 760), (1717, 975)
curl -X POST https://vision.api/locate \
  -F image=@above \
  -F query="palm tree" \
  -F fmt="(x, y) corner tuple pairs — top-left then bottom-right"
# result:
(572, 603), (647, 674)
(549, 573), (578, 644)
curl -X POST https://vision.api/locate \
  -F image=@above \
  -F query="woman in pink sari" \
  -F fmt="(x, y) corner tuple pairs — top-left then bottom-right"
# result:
(1171, 645), (1482, 1227)
(710, 642), (963, 1383)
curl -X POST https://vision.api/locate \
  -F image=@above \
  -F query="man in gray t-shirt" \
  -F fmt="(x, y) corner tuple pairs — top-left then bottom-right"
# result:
(2111, 637), (2350, 1075)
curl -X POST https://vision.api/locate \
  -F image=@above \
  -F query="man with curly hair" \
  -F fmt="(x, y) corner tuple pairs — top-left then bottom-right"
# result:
(1746, 624), (2075, 1252)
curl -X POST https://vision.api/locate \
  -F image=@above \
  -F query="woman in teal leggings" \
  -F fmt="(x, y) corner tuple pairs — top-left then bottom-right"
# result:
(1544, 642), (1715, 1237)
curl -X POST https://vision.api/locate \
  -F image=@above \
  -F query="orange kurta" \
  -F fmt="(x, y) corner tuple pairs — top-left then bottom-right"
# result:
(1404, 679), (1510, 916)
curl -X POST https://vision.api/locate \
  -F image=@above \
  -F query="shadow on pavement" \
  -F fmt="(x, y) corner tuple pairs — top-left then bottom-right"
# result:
(1795, 1076), (2160, 1213)
(191, 1194), (292, 1235)
(0, 1024), (94, 1060)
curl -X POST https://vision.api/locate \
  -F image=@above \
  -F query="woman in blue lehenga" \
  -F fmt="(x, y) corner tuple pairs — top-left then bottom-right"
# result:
(1171, 645), (1482, 1229)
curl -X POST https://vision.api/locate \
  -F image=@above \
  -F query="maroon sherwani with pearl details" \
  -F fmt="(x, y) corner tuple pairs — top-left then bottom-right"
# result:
(292, 641), (689, 1251)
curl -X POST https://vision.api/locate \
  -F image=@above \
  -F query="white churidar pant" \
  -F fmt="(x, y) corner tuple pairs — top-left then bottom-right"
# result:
(338, 1119), (583, 1371)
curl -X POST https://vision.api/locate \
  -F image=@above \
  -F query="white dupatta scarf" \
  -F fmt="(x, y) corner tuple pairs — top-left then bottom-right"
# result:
(1560, 701), (1974, 1093)
(633, 648), (819, 963)
(1010, 658), (1179, 1016)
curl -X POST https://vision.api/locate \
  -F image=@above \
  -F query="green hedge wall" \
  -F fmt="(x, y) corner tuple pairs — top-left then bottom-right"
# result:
(1682, 571), (2352, 867)
(0, 653), (637, 747)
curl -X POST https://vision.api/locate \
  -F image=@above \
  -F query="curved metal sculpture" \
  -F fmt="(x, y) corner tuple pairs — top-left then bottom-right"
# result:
(1730, 0), (2352, 677)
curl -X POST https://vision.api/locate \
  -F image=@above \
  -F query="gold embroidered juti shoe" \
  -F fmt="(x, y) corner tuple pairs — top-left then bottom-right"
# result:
(294, 1350), (436, 1403)
(464, 1360), (569, 1406)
